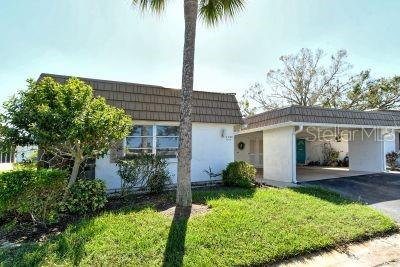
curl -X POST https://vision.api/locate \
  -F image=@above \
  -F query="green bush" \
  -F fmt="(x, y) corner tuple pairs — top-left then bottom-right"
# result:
(322, 145), (340, 166)
(222, 161), (256, 188)
(117, 154), (171, 195)
(0, 168), (68, 224)
(63, 179), (107, 215)
(148, 171), (171, 194)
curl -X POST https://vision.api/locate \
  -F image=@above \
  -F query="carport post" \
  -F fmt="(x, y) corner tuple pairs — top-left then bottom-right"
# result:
(292, 125), (303, 184)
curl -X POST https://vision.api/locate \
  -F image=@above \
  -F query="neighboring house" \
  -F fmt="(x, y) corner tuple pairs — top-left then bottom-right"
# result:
(0, 147), (15, 171)
(0, 146), (37, 171)
(235, 105), (400, 184)
(40, 74), (243, 191)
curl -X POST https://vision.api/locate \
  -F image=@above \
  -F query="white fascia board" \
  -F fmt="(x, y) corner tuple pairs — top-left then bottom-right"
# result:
(235, 121), (400, 135)
(292, 122), (400, 130)
(234, 122), (295, 135)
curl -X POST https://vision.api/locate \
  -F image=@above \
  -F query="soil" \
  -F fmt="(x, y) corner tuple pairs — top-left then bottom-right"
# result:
(160, 204), (211, 218)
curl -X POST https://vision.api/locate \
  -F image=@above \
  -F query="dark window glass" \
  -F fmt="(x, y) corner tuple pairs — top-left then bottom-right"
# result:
(130, 125), (153, 137)
(156, 137), (179, 148)
(0, 149), (13, 163)
(156, 126), (178, 136)
(126, 137), (153, 149)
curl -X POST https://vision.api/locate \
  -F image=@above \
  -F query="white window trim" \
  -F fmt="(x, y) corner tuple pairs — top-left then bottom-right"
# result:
(125, 124), (179, 157)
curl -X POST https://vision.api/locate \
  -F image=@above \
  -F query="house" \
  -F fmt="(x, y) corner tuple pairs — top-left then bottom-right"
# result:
(0, 148), (15, 171)
(40, 74), (243, 191)
(235, 105), (400, 184)
(0, 146), (36, 171)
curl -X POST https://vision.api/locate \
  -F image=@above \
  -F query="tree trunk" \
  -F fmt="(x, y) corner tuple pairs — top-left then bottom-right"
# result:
(68, 156), (82, 189)
(177, 0), (198, 207)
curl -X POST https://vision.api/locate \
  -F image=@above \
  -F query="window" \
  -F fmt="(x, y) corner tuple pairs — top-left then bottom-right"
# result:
(126, 125), (179, 158)
(126, 125), (154, 154)
(0, 148), (14, 164)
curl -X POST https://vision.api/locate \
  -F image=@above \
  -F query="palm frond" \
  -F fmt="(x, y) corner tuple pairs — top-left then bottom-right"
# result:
(132, 0), (167, 13)
(199, 0), (245, 26)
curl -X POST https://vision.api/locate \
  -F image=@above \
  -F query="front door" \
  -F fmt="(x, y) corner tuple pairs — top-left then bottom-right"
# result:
(296, 139), (306, 165)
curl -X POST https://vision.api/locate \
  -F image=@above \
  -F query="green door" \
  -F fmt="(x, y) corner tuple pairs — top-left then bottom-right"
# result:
(296, 139), (306, 165)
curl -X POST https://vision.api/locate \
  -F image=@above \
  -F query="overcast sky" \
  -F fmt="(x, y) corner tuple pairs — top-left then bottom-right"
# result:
(1, 0), (400, 105)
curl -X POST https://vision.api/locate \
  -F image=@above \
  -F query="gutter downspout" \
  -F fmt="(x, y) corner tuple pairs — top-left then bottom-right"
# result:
(292, 125), (304, 184)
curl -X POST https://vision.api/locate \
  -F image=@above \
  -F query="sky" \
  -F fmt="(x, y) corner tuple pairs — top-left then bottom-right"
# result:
(1, 0), (400, 106)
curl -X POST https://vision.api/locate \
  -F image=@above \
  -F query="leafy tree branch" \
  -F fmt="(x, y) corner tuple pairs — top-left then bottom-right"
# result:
(0, 77), (133, 189)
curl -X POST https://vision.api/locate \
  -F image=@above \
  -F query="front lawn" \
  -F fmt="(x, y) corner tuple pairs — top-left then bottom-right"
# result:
(0, 187), (397, 266)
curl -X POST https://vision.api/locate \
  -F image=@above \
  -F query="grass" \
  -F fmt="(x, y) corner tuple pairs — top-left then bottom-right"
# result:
(0, 187), (397, 266)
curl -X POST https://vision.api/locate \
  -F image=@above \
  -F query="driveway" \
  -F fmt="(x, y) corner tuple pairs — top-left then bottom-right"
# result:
(297, 166), (375, 182)
(303, 173), (400, 222)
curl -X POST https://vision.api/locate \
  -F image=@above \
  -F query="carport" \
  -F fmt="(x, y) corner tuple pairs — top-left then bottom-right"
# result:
(235, 106), (400, 184)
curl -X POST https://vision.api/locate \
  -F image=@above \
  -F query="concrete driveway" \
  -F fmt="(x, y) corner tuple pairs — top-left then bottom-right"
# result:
(303, 173), (400, 223)
(297, 166), (374, 182)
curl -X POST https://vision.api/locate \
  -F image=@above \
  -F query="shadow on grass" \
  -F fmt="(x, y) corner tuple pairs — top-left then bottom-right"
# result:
(110, 187), (257, 215)
(162, 205), (191, 267)
(160, 187), (256, 267)
(290, 186), (356, 205)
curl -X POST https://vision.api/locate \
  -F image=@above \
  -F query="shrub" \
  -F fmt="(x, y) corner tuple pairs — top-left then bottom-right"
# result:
(117, 154), (171, 195)
(148, 171), (171, 194)
(386, 151), (399, 171)
(222, 161), (256, 188)
(63, 179), (107, 215)
(0, 168), (68, 224)
(322, 145), (340, 166)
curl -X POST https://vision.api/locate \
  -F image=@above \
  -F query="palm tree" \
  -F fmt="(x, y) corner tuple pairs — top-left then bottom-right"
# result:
(132, 0), (245, 207)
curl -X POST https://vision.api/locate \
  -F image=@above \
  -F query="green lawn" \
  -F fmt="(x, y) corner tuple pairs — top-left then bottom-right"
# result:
(0, 187), (397, 266)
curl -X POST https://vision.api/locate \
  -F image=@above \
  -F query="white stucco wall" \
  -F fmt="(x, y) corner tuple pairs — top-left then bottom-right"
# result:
(305, 140), (348, 164)
(234, 131), (263, 168)
(15, 146), (37, 162)
(384, 131), (397, 155)
(383, 130), (400, 166)
(191, 122), (234, 182)
(0, 163), (13, 171)
(348, 128), (385, 172)
(96, 122), (235, 191)
(262, 126), (295, 182)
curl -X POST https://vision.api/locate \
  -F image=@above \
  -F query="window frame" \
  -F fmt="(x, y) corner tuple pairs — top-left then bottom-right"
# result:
(0, 148), (15, 164)
(125, 124), (179, 158)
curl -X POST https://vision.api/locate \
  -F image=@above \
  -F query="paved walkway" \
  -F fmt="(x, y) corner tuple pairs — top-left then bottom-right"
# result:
(278, 234), (400, 267)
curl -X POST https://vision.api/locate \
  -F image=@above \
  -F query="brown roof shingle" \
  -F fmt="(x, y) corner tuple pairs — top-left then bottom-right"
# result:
(39, 73), (243, 125)
(244, 105), (400, 130)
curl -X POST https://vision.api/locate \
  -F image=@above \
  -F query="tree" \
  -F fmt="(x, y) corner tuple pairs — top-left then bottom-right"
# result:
(243, 48), (400, 114)
(0, 77), (132, 189)
(239, 98), (257, 117)
(339, 71), (400, 110)
(243, 48), (353, 112)
(132, 0), (245, 207)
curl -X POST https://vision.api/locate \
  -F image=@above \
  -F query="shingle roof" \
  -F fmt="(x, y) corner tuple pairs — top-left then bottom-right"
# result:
(244, 105), (400, 130)
(39, 73), (243, 125)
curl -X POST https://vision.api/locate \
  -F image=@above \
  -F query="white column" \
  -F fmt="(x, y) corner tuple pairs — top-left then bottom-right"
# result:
(263, 126), (296, 182)
(348, 128), (385, 172)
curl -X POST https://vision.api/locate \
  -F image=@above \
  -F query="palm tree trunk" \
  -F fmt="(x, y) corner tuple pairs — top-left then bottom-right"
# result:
(177, 0), (198, 207)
